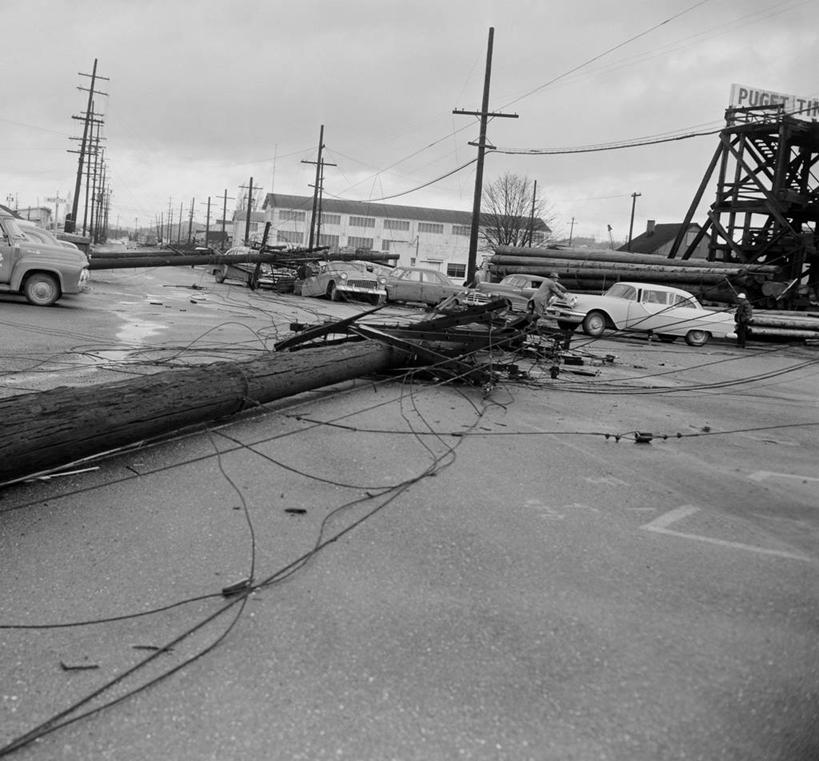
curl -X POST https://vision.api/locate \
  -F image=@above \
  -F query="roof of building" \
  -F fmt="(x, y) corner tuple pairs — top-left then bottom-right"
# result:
(262, 193), (550, 231)
(619, 222), (701, 254)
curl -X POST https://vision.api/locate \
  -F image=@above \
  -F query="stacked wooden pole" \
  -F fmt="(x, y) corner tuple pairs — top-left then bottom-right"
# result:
(490, 246), (780, 303)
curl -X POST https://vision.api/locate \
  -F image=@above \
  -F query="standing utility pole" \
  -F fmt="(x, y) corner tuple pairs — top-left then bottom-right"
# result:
(302, 125), (336, 250)
(453, 27), (518, 285)
(569, 217), (576, 246)
(215, 189), (235, 250)
(67, 59), (108, 233)
(239, 178), (261, 244)
(201, 197), (212, 249)
(525, 179), (538, 247)
(627, 192), (641, 251)
(187, 197), (195, 245)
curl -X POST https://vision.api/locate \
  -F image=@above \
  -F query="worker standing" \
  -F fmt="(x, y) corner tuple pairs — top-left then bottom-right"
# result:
(734, 293), (753, 348)
(531, 272), (568, 318)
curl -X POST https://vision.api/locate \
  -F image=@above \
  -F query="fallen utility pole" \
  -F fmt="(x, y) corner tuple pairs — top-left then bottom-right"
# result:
(0, 342), (405, 484)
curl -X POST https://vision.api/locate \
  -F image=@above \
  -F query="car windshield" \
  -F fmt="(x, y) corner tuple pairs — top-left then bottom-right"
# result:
(0, 217), (25, 242)
(606, 283), (638, 301)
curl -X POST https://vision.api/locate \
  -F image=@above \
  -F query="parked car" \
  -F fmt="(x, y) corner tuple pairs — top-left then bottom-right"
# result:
(464, 273), (549, 311)
(545, 281), (736, 346)
(384, 267), (465, 306)
(298, 261), (387, 304)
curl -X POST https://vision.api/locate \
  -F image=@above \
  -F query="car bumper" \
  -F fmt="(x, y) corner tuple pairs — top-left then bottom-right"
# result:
(338, 284), (387, 297)
(545, 305), (584, 324)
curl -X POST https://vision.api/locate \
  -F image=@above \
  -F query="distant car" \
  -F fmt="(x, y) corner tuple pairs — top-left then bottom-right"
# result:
(464, 273), (549, 311)
(545, 281), (736, 346)
(298, 261), (387, 304)
(385, 267), (464, 306)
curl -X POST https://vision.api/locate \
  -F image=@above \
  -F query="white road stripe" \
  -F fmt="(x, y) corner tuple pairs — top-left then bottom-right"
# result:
(640, 506), (812, 563)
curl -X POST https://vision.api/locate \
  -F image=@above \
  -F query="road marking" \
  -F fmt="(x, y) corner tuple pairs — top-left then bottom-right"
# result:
(640, 506), (812, 563)
(748, 470), (819, 485)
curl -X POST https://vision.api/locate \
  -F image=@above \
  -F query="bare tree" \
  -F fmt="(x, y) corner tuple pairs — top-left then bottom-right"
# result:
(480, 172), (553, 250)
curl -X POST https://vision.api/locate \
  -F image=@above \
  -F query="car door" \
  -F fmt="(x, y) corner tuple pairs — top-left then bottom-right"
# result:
(392, 269), (422, 302)
(421, 271), (446, 304)
(0, 220), (17, 284)
(625, 287), (672, 331)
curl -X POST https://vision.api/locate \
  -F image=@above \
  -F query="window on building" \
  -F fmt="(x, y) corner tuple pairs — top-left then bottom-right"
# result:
(279, 210), (306, 222)
(452, 225), (471, 236)
(318, 233), (339, 249)
(347, 236), (373, 250)
(418, 222), (444, 234)
(321, 213), (341, 226)
(384, 219), (410, 231)
(277, 229), (303, 244)
(447, 263), (466, 279)
(349, 216), (375, 228)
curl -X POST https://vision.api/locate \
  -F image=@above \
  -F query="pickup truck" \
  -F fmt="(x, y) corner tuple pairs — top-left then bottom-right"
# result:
(0, 210), (89, 306)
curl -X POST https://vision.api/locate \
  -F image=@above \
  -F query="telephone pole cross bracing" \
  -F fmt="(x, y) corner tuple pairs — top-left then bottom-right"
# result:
(453, 27), (518, 285)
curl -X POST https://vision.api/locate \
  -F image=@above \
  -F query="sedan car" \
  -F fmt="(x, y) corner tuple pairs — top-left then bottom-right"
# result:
(385, 267), (465, 306)
(545, 281), (736, 346)
(463, 273), (548, 311)
(298, 260), (387, 304)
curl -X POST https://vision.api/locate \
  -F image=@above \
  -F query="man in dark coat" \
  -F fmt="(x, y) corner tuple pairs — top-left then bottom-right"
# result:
(734, 293), (753, 348)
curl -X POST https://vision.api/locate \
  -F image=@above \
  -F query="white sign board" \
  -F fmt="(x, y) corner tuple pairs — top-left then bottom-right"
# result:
(730, 84), (819, 120)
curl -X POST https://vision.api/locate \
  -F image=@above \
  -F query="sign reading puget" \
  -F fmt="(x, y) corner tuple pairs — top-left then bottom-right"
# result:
(730, 83), (819, 120)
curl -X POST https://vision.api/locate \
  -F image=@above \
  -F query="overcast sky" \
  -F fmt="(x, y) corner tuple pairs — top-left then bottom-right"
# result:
(2, 0), (816, 242)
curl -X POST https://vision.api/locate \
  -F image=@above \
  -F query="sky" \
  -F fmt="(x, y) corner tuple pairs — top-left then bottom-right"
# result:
(2, 0), (816, 243)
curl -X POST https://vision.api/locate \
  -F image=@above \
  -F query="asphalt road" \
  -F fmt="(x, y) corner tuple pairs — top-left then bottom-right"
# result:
(1, 266), (818, 760)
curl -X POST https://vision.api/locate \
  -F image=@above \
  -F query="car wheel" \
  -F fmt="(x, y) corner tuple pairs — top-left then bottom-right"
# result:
(685, 329), (710, 347)
(657, 334), (677, 343)
(327, 281), (341, 301)
(581, 310), (607, 337)
(23, 272), (60, 306)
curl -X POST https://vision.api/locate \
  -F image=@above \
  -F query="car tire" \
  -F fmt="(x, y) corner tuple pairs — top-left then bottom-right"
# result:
(23, 272), (60, 306)
(581, 310), (607, 337)
(685, 329), (710, 347)
(327, 282), (341, 301)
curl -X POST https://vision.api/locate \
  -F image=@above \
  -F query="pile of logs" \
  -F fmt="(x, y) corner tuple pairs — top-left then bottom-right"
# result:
(490, 246), (781, 304)
(750, 310), (819, 341)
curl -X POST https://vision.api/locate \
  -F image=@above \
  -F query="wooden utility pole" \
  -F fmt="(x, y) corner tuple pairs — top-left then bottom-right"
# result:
(569, 217), (575, 246)
(302, 125), (336, 249)
(453, 27), (518, 286)
(201, 196), (212, 249)
(215, 189), (235, 250)
(628, 192), (641, 251)
(525, 179), (538, 247)
(67, 59), (108, 233)
(187, 197), (195, 244)
(0, 342), (405, 483)
(239, 177), (261, 244)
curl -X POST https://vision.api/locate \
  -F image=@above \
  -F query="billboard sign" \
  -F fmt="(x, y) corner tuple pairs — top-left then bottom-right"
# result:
(730, 84), (819, 120)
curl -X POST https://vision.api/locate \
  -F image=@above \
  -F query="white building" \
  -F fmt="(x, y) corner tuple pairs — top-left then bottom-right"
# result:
(239, 193), (549, 281)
